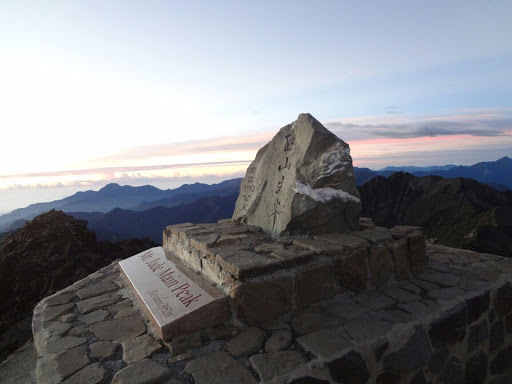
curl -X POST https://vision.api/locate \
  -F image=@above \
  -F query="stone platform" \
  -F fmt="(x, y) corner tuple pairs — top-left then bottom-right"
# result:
(163, 219), (427, 325)
(30, 243), (512, 383)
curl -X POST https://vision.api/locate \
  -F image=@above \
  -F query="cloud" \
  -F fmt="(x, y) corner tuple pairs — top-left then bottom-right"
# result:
(103, 132), (274, 163)
(0, 160), (252, 180)
(327, 118), (512, 139)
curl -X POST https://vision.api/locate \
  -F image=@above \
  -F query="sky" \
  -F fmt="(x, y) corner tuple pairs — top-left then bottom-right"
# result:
(0, 1), (511, 214)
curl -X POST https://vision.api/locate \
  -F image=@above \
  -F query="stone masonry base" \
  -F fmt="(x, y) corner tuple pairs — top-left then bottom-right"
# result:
(31, 242), (512, 384)
(163, 219), (428, 326)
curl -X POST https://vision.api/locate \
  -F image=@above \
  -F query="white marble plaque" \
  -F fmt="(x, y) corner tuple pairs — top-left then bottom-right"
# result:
(120, 247), (228, 339)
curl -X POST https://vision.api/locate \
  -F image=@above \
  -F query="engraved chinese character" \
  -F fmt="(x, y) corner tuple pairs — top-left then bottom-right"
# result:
(268, 198), (282, 229)
(242, 204), (248, 211)
(243, 194), (250, 202)
(246, 176), (254, 184)
(248, 167), (256, 174)
(278, 157), (291, 171)
(284, 134), (295, 151)
(275, 176), (285, 194)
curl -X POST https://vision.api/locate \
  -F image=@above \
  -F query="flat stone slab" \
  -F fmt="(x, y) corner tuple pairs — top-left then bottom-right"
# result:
(111, 359), (170, 384)
(120, 247), (229, 339)
(250, 351), (307, 381)
(293, 238), (345, 255)
(315, 233), (369, 250)
(185, 350), (257, 384)
(351, 230), (393, 245)
(76, 280), (119, 299)
(224, 327), (266, 357)
(89, 316), (146, 341)
(344, 313), (392, 341)
(297, 329), (351, 360)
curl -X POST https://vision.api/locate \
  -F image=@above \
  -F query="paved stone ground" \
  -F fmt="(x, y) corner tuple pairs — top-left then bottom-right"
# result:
(29, 244), (512, 384)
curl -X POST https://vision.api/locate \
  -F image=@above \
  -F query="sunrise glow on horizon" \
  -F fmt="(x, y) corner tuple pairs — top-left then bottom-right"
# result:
(1, 1), (511, 213)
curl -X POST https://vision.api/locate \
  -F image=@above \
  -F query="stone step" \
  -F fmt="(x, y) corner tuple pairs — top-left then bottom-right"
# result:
(163, 220), (428, 325)
(119, 247), (229, 340)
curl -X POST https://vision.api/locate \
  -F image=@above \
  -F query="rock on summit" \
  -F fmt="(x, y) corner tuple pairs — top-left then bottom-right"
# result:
(233, 113), (360, 236)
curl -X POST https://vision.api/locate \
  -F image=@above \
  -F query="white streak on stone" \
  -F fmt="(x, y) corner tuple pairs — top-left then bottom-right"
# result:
(318, 143), (350, 179)
(293, 181), (360, 203)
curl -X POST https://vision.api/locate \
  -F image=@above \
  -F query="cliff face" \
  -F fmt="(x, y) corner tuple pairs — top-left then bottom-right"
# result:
(359, 172), (512, 256)
(0, 210), (156, 362)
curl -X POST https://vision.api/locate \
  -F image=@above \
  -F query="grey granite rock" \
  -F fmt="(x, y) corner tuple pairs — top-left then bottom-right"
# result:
(89, 341), (118, 359)
(76, 293), (119, 314)
(353, 290), (395, 310)
(122, 334), (161, 364)
(76, 280), (118, 299)
(379, 286), (421, 303)
(44, 292), (74, 307)
(291, 306), (340, 335)
(377, 309), (416, 324)
(41, 303), (75, 322)
(185, 350), (257, 384)
(265, 330), (293, 352)
(344, 313), (392, 341)
(89, 317), (146, 341)
(297, 329), (351, 360)
(62, 362), (108, 384)
(383, 326), (432, 372)
(45, 336), (86, 354)
(224, 327), (266, 357)
(416, 271), (462, 287)
(165, 332), (202, 355)
(43, 322), (73, 339)
(261, 319), (290, 331)
(232, 113), (360, 236)
(111, 359), (170, 384)
(78, 309), (109, 324)
(46, 346), (90, 382)
(206, 324), (239, 340)
(113, 307), (139, 319)
(250, 351), (307, 381)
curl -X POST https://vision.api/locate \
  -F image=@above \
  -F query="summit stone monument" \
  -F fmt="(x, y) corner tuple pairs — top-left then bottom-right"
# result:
(233, 113), (361, 236)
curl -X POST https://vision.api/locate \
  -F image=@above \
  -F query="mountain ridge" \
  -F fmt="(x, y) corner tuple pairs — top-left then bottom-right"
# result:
(358, 172), (512, 257)
(0, 210), (157, 362)
(69, 194), (239, 243)
(0, 178), (243, 231)
(354, 156), (512, 189)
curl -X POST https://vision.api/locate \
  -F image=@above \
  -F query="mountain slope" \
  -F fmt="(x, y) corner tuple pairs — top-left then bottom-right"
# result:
(358, 172), (512, 256)
(70, 194), (238, 243)
(412, 156), (512, 189)
(0, 210), (156, 362)
(353, 157), (512, 189)
(0, 178), (242, 231)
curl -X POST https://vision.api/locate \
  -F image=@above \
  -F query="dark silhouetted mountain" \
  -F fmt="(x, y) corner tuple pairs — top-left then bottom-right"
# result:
(379, 164), (456, 173)
(69, 194), (238, 243)
(353, 157), (512, 191)
(358, 172), (512, 257)
(133, 178), (242, 210)
(353, 167), (384, 186)
(0, 178), (243, 231)
(0, 210), (157, 362)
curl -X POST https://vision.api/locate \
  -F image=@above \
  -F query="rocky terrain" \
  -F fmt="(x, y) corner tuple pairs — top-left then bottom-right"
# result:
(0, 210), (156, 363)
(359, 172), (512, 257)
